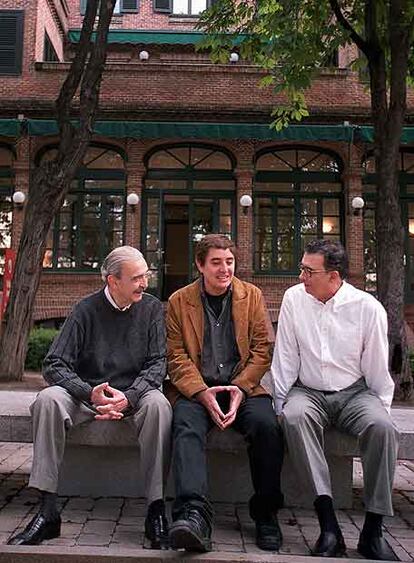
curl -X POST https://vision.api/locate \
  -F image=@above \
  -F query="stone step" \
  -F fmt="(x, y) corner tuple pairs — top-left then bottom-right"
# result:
(0, 545), (373, 563)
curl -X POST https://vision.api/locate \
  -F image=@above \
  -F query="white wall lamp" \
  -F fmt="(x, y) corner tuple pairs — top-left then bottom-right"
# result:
(12, 191), (26, 207)
(139, 50), (149, 61)
(240, 194), (253, 215)
(127, 192), (140, 211)
(229, 52), (239, 63)
(351, 196), (365, 216)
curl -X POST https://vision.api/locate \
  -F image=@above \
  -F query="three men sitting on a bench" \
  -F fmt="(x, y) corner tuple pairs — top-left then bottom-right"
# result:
(7, 239), (399, 560)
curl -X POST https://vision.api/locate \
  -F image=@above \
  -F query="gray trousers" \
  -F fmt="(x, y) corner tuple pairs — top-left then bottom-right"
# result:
(281, 379), (399, 516)
(29, 386), (172, 505)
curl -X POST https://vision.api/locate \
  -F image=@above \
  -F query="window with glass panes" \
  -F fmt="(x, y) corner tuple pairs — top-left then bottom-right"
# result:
(254, 147), (344, 274)
(0, 146), (13, 289)
(143, 144), (236, 293)
(40, 145), (126, 271)
(172, 0), (207, 15)
(363, 150), (414, 299)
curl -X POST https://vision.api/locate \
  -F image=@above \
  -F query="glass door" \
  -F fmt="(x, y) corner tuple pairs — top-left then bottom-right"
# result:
(142, 193), (235, 299)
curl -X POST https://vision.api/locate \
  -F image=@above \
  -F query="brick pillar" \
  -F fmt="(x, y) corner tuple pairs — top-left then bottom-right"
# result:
(343, 144), (364, 289)
(125, 139), (146, 248)
(11, 136), (31, 249)
(235, 141), (255, 278)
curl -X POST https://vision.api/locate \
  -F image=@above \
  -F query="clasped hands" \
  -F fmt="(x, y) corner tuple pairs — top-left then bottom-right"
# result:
(90, 382), (129, 420)
(196, 385), (244, 430)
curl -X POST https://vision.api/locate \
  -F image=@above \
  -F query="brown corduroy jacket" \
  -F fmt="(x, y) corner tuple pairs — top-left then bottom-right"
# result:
(166, 277), (271, 403)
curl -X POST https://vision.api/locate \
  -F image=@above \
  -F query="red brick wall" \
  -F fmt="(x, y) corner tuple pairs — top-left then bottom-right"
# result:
(36, 0), (65, 62)
(1, 0), (413, 323)
(68, 0), (219, 31)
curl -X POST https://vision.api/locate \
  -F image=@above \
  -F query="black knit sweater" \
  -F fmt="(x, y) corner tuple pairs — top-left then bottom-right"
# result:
(43, 289), (166, 409)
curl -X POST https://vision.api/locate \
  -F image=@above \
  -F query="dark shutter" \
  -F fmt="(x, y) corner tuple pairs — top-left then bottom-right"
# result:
(80, 0), (87, 15)
(153, 0), (172, 13)
(0, 11), (24, 75)
(121, 0), (139, 12)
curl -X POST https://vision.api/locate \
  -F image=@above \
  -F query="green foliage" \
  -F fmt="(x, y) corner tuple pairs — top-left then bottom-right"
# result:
(25, 328), (58, 371)
(196, 0), (414, 128)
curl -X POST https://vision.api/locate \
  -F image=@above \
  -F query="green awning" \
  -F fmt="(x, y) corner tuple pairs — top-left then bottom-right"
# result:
(357, 126), (414, 144)
(27, 120), (355, 142)
(67, 29), (244, 46)
(0, 119), (21, 136)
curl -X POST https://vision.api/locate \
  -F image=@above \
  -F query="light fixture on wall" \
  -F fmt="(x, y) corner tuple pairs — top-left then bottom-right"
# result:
(229, 52), (239, 63)
(12, 191), (26, 207)
(351, 196), (365, 216)
(127, 192), (140, 211)
(239, 194), (253, 215)
(409, 219), (414, 236)
(139, 50), (149, 61)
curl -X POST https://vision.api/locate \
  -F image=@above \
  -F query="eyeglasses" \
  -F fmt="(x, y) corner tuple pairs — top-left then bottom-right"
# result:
(134, 271), (153, 282)
(298, 264), (330, 278)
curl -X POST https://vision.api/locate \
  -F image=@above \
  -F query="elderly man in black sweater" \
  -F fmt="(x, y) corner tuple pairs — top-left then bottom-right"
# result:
(8, 246), (172, 549)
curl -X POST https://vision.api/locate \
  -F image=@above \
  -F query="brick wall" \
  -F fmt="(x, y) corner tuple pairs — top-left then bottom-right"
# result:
(36, 0), (66, 62)
(1, 0), (413, 323)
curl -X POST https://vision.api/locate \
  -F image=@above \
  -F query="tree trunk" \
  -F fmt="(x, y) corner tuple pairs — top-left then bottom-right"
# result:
(369, 0), (413, 397)
(0, 0), (116, 380)
(0, 165), (69, 379)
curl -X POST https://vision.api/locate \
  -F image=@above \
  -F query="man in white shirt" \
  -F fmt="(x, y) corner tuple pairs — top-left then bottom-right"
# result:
(271, 239), (399, 561)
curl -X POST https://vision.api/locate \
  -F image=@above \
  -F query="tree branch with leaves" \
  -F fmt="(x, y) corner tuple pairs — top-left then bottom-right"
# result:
(198, 0), (414, 397)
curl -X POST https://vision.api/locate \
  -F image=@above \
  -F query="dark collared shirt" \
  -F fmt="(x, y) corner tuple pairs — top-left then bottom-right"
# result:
(200, 283), (240, 386)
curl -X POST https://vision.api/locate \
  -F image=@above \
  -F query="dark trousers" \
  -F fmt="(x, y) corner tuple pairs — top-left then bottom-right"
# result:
(172, 394), (284, 523)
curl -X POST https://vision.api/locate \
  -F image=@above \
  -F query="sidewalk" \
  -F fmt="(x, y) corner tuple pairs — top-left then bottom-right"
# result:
(1, 442), (414, 561)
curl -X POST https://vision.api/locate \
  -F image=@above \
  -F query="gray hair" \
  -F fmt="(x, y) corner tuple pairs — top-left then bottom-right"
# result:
(101, 246), (145, 282)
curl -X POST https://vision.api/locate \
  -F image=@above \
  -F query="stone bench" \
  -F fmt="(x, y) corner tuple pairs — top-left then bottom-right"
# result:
(1, 390), (414, 508)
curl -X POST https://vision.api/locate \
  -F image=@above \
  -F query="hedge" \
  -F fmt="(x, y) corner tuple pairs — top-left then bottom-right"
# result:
(25, 328), (59, 371)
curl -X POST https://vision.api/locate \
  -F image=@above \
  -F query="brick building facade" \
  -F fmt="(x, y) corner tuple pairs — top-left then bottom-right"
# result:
(1, 0), (414, 324)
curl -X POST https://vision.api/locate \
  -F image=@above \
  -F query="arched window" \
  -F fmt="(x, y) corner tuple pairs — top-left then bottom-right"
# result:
(143, 143), (236, 299)
(0, 145), (14, 287)
(39, 144), (126, 271)
(254, 146), (344, 273)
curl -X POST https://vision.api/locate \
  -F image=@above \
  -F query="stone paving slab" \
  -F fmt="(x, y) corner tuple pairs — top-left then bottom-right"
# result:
(0, 442), (413, 561)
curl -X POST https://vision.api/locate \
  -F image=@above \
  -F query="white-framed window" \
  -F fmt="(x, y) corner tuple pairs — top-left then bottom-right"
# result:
(172, 0), (207, 15)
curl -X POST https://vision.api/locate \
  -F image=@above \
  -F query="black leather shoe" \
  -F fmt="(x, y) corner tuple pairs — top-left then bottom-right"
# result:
(169, 507), (212, 552)
(255, 514), (283, 551)
(358, 533), (399, 561)
(145, 501), (169, 550)
(7, 512), (61, 545)
(312, 530), (346, 557)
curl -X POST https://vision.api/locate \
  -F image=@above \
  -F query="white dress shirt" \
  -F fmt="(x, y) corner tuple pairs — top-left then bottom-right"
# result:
(270, 281), (395, 414)
(104, 285), (131, 311)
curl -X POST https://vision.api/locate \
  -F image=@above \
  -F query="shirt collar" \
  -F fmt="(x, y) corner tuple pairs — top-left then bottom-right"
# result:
(104, 285), (132, 311)
(303, 280), (350, 308)
(327, 280), (350, 307)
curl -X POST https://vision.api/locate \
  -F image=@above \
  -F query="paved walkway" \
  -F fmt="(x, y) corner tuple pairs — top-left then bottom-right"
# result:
(0, 443), (414, 561)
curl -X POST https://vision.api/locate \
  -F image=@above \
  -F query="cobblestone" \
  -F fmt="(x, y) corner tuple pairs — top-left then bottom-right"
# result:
(1, 442), (414, 560)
